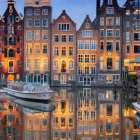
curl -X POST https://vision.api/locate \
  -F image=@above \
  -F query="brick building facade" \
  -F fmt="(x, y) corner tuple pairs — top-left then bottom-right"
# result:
(0, 0), (24, 84)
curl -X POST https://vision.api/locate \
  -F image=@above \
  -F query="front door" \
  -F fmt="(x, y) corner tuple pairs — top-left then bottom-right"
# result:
(83, 77), (91, 86)
(60, 75), (67, 85)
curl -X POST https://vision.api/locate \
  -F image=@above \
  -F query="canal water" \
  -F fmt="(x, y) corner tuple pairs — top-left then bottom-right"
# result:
(0, 87), (140, 140)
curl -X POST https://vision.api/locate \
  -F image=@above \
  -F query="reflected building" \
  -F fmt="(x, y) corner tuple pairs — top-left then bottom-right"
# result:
(23, 111), (51, 140)
(76, 88), (97, 140)
(97, 89), (121, 139)
(51, 88), (76, 139)
(0, 99), (23, 140)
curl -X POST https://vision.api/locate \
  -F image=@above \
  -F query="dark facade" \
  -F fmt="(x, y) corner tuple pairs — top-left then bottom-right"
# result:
(96, 0), (123, 85)
(0, 0), (24, 84)
(123, 0), (140, 74)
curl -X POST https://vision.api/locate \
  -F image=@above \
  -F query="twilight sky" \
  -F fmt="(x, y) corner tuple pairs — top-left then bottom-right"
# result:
(0, 0), (126, 28)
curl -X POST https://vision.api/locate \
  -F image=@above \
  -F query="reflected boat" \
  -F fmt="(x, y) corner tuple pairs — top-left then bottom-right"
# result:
(4, 82), (54, 101)
(10, 99), (56, 113)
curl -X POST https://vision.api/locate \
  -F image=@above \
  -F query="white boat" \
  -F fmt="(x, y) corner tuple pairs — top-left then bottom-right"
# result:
(4, 82), (54, 101)
(133, 94), (140, 114)
(10, 99), (56, 112)
(133, 102), (140, 113)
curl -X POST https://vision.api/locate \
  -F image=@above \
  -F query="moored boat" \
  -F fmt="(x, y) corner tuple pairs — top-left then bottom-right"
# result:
(4, 82), (54, 101)
(132, 95), (140, 113)
(10, 99), (56, 112)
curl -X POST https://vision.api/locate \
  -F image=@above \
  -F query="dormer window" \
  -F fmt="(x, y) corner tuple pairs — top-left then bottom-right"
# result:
(108, 0), (112, 5)
(7, 15), (14, 24)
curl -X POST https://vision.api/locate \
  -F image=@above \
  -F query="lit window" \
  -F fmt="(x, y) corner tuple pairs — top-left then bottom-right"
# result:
(53, 60), (58, 70)
(42, 30), (48, 40)
(34, 59), (40, 70)
(34, 44), (40, 54)
(42, 59), (48, 71)
(26, 44), (32, 54)
(69, 60), (74, 70)
(26, 58), (32, 70)
(34, 30), (40, 40)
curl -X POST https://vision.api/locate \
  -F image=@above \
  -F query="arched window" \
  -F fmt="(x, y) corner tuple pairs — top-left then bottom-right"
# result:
(8, 49), (15, 58)
(69, 60), (74, 70)
(61, 60), (66, 72)
(53, 60), (58, 70)
(7, 15), (15, 24)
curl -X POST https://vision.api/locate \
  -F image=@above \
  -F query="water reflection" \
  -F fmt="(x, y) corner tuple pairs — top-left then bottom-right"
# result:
(0, 87), (140, 140)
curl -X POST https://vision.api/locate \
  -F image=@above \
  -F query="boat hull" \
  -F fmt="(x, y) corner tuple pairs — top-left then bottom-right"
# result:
(132, 102), (140, 113)
(11, 99), (56, 112)
(5, 88), (53, 102)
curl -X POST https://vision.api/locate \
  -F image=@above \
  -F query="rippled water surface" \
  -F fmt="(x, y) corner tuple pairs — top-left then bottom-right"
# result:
(0, 87), (140, 140)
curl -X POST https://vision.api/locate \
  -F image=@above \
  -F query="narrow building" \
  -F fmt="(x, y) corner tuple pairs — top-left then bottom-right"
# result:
(77, 15), (98, 86)
(24, 0), (51, 84)
(51, 10), (77, 86)
(97, 0), (123, 85)
(123, 0), (140, 75)
(0, 0), (24, 84)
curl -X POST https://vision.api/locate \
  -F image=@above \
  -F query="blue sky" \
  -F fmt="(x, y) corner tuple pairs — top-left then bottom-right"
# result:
(0, 0), (126, 28)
